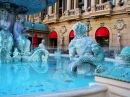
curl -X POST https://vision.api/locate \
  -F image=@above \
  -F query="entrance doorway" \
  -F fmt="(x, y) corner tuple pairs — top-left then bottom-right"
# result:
(49, 31), (57, 48)
(95, 27), (109, 47)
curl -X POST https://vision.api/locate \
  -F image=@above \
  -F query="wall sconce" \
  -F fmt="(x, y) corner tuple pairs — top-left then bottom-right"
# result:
(86, 18), (91, 36)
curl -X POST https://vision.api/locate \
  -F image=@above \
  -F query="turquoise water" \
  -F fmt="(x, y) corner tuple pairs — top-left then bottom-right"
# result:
(0, 56), (95, 96)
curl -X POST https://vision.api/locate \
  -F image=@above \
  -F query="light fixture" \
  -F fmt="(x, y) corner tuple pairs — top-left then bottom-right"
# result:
(86, 18), (91, 36)
(86, 19), (90, 26)
(31, 18), (35, 49)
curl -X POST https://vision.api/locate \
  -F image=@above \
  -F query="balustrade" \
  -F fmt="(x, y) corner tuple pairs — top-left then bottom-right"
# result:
(95, 1), (112, 12)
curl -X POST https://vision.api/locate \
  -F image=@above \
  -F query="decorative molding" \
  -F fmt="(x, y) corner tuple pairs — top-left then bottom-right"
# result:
(100, 22), (104, 27)
(60, 25), (67, 34)
(114, 19), (126, 30)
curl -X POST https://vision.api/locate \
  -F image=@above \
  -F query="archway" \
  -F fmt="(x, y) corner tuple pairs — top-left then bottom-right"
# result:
(95, 27), (109, 47)
(69, 30), (74, 42)
(49, 31), (57, 48)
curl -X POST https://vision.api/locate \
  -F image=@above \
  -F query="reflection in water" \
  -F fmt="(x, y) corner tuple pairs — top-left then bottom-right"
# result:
(0, 62), (49, 96)
(0, 57), (94, 96)
(52, 56), (72, 82)
(30, 61), (48, 73)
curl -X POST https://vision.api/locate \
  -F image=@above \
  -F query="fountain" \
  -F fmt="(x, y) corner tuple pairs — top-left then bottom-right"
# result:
(0, 0), (57, 63)
(95, 46), (130, 82)
(68, 22), (105, 74)
(67, 22), (130, 82)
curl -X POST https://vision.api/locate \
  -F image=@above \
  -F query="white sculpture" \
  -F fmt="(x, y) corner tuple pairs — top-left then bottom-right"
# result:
(117, 31), (121, 46)
(0, 10), (13, 54)
(68, 22), (105, 74)
(39, 39), (46, 49)
(68, 22), (93, 61)
(13, 15), (31, 54)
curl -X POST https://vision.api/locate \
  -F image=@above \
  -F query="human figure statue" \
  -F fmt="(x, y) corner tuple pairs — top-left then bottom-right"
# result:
(68, 22), (105, 74)
(117, 31), (121, 46)
(13, 15), (31, 54)
(68, 22), (93, 61)
(39, 39), (46, 49)
(60, 34), (64, 46)
(0, 10), (13, 54)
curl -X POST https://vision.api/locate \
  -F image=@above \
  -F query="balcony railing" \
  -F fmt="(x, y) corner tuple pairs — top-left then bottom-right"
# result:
(43, 13), (59, 24)
(62, 8), (81, 21)
(90, 1), (112, 18)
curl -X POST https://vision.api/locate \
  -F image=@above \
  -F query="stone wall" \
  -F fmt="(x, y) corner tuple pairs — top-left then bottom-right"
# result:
(47, 13), (130, 50)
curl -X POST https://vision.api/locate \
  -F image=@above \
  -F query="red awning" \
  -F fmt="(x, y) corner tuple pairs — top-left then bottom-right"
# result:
(96, 27), (109, 37)
(50, 31), (57, 38)
(69, 30), (74, 38)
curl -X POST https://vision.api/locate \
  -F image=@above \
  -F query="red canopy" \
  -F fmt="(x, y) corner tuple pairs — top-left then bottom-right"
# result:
(69, 30), (74, 38)
(96, 27), (109, 37)
(33, 34), (38, 48)
(50, 31), (57, 38)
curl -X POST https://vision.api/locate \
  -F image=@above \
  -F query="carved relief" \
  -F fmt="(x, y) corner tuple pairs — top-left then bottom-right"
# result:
(100, 22), (104, 27)
(45, 15), (49, 20)
(114, 19), (126, 30)
(60, 25), (67, 34)
(75, 8), (81, 15)
(60, 25), (67, 47)
(91, 6), (95, 12)
(64, 10), (69, 16)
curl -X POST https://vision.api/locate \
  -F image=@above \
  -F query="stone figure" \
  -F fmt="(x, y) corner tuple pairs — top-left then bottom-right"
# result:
(120, 46), (130, 62)
(60, 34), (64, 46)
(117, 32), (121, 46)
(68, 22), (105, 74)
(39, 39), (46, 49)
(95, 46), (130, 82)
(13, 15), (31, 54)
(22, 48), (49, 62)
(68, 22), (93, 61)
(0, 10), (13, 54)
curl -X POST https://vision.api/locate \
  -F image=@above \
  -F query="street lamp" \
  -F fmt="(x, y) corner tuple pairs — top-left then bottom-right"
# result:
(31, 20), (35, 49)
(86, 18), (90, 36)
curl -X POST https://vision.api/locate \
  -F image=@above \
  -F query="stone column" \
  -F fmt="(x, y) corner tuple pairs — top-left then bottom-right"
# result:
(91, 0), (96, 12)
(48, 6), (52, 15)
(91, 0), (95, 6)
(55, 2), (57, 14)
(113, 0), (116, 5)
(54, 2), (58, 18)
(116, 0), (119, 6)
(74, 0), (78, 9)
(67, 0), (71, 10)
(124, 0), (128, 4)
(84, 0), (88, 10)
(99, 0), (102, 4)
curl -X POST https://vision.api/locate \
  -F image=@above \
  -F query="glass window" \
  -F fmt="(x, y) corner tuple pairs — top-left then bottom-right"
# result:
(78, 0), (84, 11)
(59, 0), (62, 17)
(52, 4), (55, 13)
(87, 0), (91, 8)
(71, 0), (74, 9)
(110, 0), (114, 4)
(96, 0), (99, 4)
(96, 37), (109, 47)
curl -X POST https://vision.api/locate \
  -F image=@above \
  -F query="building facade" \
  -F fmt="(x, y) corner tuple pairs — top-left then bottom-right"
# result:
(27, 0), (130, 51)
